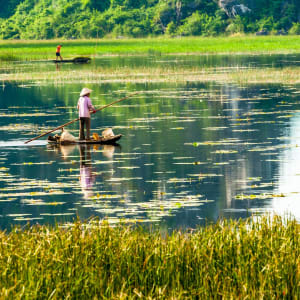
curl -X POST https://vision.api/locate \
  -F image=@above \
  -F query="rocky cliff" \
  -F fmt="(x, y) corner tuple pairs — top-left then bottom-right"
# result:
(219, 0), (299, 22)
(219, 0), (251, 17)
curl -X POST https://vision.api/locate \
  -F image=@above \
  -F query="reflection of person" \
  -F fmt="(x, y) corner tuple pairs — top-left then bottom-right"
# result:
(79, 145), (95, 199)
(77, 88), (96, 141)
(102, 144), (116, 159)
(55, 62), (61, 71)
(55, 44), (63, 61)
(60, 144), (76, 159)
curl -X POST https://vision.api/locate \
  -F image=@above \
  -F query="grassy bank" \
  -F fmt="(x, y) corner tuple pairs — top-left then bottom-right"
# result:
(0, 216), (299, 298)
(0, 36), (300, 61)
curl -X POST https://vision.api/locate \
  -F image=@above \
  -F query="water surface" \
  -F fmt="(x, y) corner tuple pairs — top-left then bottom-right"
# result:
(0, 54), (299, 230)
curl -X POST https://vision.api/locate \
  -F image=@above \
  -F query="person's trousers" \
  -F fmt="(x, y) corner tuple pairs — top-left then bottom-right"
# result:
(79, 117), (91, 140)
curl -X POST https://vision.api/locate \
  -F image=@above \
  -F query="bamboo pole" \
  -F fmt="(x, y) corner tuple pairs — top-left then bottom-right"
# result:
(24, 92), (138, 144)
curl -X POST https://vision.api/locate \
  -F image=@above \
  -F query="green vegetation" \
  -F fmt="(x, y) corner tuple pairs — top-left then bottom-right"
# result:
(0, 36), (300, 62)
(0, 216), (298, 298)
(0, 0), (299, 39)
(1, 59), (300, 85)
(3, 66), (300, 85)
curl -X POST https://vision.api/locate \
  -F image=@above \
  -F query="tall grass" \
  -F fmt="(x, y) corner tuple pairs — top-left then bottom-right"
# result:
(0, 36), (299, 61)
(2, 65), (300, 84)
(0, 52), (20, 61)
(0, 216), (298, 298)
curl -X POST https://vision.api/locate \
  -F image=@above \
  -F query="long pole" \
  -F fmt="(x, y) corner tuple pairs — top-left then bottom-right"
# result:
(24, 92), (138, 144)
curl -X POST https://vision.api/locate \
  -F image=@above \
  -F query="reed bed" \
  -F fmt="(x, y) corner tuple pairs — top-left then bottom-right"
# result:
(0, 36), (300, 61)
(0, 216), (298, 299)
(2, 66), (300, 85)
(0, 52), (21, 61)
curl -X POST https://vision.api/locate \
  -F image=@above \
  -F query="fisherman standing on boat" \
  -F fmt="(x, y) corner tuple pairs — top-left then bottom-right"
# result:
(55, 44), (63, 61)
(77, 88), (96, 141)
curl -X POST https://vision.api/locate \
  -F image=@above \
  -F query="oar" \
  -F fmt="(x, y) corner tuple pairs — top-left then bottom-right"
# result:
(24, 91), (138, 144)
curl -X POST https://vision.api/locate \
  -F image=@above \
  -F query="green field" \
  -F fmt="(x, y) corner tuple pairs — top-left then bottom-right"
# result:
(0, 216), (298, 298)
(0, 35), (300, 61)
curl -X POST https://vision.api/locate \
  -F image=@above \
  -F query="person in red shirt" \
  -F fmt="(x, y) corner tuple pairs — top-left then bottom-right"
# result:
(55, 45), (62, 61)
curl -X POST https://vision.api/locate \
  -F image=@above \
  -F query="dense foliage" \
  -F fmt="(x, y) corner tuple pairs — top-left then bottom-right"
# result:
(0, 216), (299, 298)
(0, 0), (299, 39)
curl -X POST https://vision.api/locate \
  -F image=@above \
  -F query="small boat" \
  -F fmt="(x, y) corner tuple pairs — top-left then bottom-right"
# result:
(53, 57), (91, 64)
(47, 134), (122, 145)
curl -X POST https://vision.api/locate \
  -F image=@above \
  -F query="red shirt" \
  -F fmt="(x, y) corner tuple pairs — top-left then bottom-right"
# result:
(56, 45), (61, 53)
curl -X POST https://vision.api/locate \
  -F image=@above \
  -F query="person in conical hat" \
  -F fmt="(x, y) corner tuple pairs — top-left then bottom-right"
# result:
(77, 88), (96, 140)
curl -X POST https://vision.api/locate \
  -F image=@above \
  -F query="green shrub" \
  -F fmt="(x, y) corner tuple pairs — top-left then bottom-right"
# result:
(165, 21), (177, 36)
(257, 16), (275, 32)
(178, 12), (211, 36)
(289, 22), (300, 35)
(226, 17), (245, 35)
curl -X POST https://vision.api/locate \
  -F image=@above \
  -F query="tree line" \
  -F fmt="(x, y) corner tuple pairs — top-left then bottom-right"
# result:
(0, 0), (299, 39)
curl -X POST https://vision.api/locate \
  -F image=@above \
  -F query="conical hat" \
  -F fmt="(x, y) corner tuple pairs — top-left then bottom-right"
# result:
(80, 88), (92, 97)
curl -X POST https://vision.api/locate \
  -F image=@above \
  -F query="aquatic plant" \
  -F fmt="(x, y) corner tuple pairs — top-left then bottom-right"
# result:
(1, 65), (300, 85)
(0, 216), (298, 298)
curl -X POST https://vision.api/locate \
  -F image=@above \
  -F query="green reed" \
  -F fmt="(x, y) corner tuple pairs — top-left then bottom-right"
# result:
(2, 65), (300, 85)
(0, 36), (300, 61)
(0, 52), (20, 61)
(0, 216), (298, 299)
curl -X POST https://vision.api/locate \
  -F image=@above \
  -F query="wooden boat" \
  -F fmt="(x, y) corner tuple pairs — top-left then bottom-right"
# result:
(53, 57), (91, 64)
(47, 134), (122, 145)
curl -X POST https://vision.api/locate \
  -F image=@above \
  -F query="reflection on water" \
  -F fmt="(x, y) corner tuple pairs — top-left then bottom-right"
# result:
(2, 53), (300, 75)
(79, 145), (95, 199)
(273, 114), (300, 220)
(0, 54), (299, 230)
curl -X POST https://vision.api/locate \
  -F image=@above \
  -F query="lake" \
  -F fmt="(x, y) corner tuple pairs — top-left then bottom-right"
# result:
(0, 54), (300, 230)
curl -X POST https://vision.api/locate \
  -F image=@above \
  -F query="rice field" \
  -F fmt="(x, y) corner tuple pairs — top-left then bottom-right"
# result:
(0, 216), (298, 299)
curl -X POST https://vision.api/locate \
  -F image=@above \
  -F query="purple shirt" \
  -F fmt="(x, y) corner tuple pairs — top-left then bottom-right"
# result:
(77, 96), (95, 118)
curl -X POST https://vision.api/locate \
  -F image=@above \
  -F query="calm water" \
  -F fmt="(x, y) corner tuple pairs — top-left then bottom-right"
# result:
(0, 54), (300, 230)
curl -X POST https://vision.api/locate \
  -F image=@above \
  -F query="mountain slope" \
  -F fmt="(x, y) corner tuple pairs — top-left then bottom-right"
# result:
(0, 0), (299, 39)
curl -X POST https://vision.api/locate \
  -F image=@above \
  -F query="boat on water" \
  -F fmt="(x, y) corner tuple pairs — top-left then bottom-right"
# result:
(53, 57), (91, 64)
(48, 134), (122, 145)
